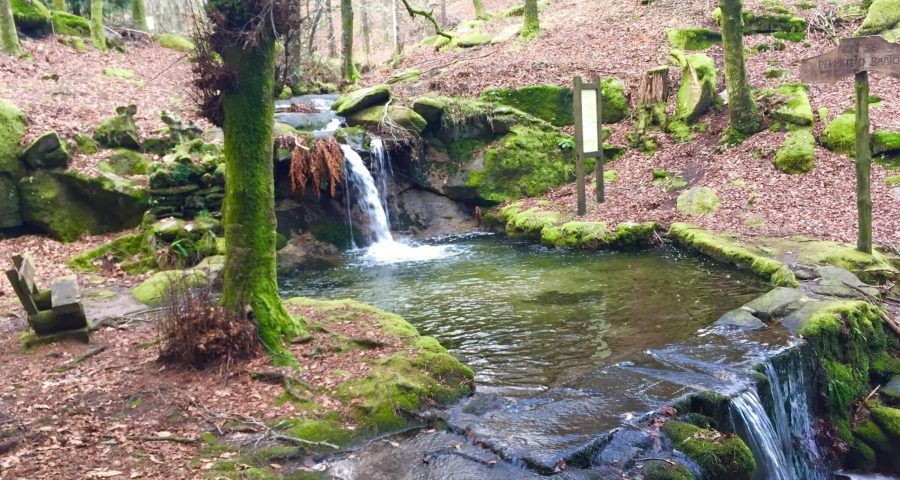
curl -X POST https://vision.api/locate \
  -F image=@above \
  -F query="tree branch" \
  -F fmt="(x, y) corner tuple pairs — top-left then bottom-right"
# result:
(397, 0), (451, 39)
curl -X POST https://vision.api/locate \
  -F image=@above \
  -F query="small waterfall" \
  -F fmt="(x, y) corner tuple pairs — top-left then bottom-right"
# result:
(730, 350), (827, 480)
(369, 137), (393, 228)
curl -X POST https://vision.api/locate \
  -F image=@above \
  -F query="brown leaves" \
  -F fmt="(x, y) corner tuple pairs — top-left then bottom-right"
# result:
(288, 136), (345, 198)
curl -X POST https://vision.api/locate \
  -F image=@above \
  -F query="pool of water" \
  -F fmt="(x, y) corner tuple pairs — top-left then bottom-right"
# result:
(280, 234), (770, 398)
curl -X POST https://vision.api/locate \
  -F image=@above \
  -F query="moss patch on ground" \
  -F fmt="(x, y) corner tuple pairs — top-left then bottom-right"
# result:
(822, 112), (856, 156)
(155, 33), (195, 52)
(667, 28), (722, 50)
(773, 128), (815, 174)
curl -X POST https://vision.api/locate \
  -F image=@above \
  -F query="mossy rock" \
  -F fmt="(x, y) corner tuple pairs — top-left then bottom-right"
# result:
(333, 85), (390, 116)
(821, 112), (856, 156)
(713, 8), (806, 35)
(155, 33), (195, 52)
(58, 35), (87, 51)
(856, 0), (900, 35)
(661, 421), (756, 480)
(773, 128), (814, 174)
(0, 99), (26, 178)
(503, 206), (566, 239)
(667, 28), (722, 50)
(451, 32), (492, 48)
(411, 96), (449, 126)
(132, 269), (208, 306)
(66, 232), (147, 273)
(21, 131), (70, 170)
(0, 174), (22, 229)
(17, 170), (149, 242)
(51, 11), (90, 37)
(643, 459), (697, 480)
(386, 68), (421, 85)
(540, 220), (656, 249)
(482, 84), (574, 126)
(874, 130), (900, 155)
(346, 105), (427, 133)
(871, 406), (900, 439)
(671, 50), (717, 123)
(667, 223), (799, 286)
(11, 0), (51, 35)
(771, 83), (813, 127)
(73, 133), (99, 155)
(98, 149), (150, 176)
(93, 105), (141, 149)
(676, 186), (721, 216)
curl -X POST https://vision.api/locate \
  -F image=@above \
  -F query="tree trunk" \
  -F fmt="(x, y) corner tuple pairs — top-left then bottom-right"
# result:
(326, 0), (336, 57)
(52, 0), (66, 12)
(307, 0), (325, 54)
(132, 0), (147, 30)
(473, 0), (484, 19)
(720, 0), (760, 135)
(219, 37), (301, 364)
(340, 0), (359, 82)
(440, 0), (446, 25)
(90, 0), (106, 50)
(391, 0), (401, 59)
(521, 0), (539, 39)
(382, 0), (389, 42)
(361, 0), (371, 55)
(635, 66), (670, 135)
(0, 0), (20, 56)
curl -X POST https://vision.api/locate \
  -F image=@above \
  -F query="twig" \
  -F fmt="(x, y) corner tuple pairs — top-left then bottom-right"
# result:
(142, 53), (190, 89)
(398, 0), (451, 39)
(128, 434), (197, 444)
(52, 345), (108, 373)
(864, 385), (881, 403)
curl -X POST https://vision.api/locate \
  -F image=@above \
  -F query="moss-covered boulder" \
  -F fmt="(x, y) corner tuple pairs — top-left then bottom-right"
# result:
(346, 105), (427, 133)
(773, 128), (815, 174)
(821, 112), (856, 156)
(671, 50), (717, 123)
(661, 421), (756, 480)
(540, 220), (656, 249)
(132, 269), (209, 306)
(21, 131), (70, 170)
(98, 149), (150, 176)
(0, 99), (26, 178)
(667, 28), (722, 50)
(713, 8), (806, 37)
(155, 33), (195, 52)
(856, 0), (900, 36)
(676, 186), (721, 216)
(0, 174), (22, 229)
(452, 32), (492, 48)
(771, 83), (813, 127)
(333, 84), (391, 116)
(11, 0), (51, 35)
(482, 84), (574, 126)
(51, 11), (90, 37)
(874, 130), (900, 155)
(600, 78), (628, 123)
(411, 96), (449, 126)
(18, 170), (148, 242)
(93, 105), (141, 149)
(643, 459), (697, 480)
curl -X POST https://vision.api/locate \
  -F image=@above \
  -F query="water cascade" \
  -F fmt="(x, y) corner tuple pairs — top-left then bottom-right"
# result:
(369, 137), (392, 228)
(339, 144), (451, 264)
(730, 350), (827, 480)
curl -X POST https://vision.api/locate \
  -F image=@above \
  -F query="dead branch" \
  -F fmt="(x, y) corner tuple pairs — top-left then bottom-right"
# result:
(398, 0), (451, 39)
(52, 345), (108, 373)
(128, 434), (198, 444)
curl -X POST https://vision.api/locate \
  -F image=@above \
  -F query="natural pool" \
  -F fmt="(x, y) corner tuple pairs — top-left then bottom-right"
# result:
(280, 234), (770, 399)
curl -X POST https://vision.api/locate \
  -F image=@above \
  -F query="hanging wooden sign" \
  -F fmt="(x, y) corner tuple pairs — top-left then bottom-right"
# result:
(573, 76), (605, 216)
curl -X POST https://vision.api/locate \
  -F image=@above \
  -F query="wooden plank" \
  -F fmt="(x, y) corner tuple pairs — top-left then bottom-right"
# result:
(17, 254), (37, 294)
(574, 76), (586, 216)
(5, 269), (38, 315)
(51, 275), (81, 308)
(593, 75), (604, 204)
(800, 36), (900, 83)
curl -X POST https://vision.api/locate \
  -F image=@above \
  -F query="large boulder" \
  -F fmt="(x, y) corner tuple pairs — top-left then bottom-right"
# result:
(21, 131), (70, 170)
(770, 83), (813, 127)
(277, 233), (341, 270)
(93, 105), (141, 149)
(51, 11), (90, 37)
(333, 85), (390, 116)
(98, 149), (149, 176)
(856, 0), (900, 36)
(481, 80), (628, 126)
(346, 105), (427, 133)
(11, 0), (51, 36)
(671, 50), (717, 123)
(0, 99), (26, 178)
(18, 170), (148, 242)
(0, 174), (22, 229)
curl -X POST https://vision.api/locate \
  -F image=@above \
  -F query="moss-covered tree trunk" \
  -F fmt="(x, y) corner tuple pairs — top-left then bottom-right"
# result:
(326, 0), (336, 57)
(341, 0), (359, 82)
(720, 0), (760, 135)
(90, 0), (106, 50)
(521, 0), (539, 39)
(0, 0), (20, 56)
(132, 0), (147, 30)
(52, 0), (67, 12)
(473, 0), (484, 19)
(219, 38), (301, 364)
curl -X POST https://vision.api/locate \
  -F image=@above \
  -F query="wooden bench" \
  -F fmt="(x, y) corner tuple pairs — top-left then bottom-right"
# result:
(5, 254), (88, 339)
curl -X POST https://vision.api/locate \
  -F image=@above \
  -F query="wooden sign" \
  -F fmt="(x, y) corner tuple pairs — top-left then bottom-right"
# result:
(573, 76), (605, 215)
(800, 36), (900, 83)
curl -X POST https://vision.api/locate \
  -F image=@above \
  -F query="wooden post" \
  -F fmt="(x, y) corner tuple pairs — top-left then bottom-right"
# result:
(855, 71), (872, 254)
(574, 76), (586, 215)
(593, 76), (605, 204)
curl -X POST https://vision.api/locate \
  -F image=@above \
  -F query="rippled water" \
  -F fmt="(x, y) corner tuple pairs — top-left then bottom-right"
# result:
(280, 235), (769, 398)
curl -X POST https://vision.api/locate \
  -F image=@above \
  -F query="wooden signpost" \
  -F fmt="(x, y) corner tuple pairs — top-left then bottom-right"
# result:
(801, 36), (900, 254)
(573, 76), (605, 215)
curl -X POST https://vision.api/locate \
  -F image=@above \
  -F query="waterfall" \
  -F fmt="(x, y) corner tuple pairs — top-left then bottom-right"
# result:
(339, 144), (452, 264)
(369, 137), (392, 228)
(730, 351), (827, 480)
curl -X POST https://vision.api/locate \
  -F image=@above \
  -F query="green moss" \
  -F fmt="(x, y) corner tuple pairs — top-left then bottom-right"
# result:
(58, 35), (87, 51)
(668, 120), (693, 142)
(93, 106), (140, 149)
(411, 96), (448, 126)
(51, 11), (90, 37)
(667, 223), (799, 286)
(644, 459), (697, 480)
(600, 78), (628, 124)
(67, 232), (145, 272)
(653, 169), (688, 191)
(871, 406), (900, 439)
(98, 148), (150, 176)
(676, 187), (721, 216)
(346, 105), (427, 133)
(308, 219), (359, 250)
(821, 112), (856, 156)
(0, 98), (26, 178)
(773, 128), (815, 174)
(72, 133), (98, 154)
(482, 84), (573, 126)
(452, 32), (492, 48)
(12, 0), (51, 32)
(467, 125), (573, 203)
(874, 130), (900, 155)
(155, 33), (195, 52)
(661, 421), (756, 480)
(132, 269), (208, 306)
(333, 84), (390, 116)
(102, 67), (135, 80)
(847, 435), (878, 471)
(505, 207), (565, 238)
(667, 28), (722, 50)
(671, 50), (717, 123)
(856, 0), (900, 35)
(771, 83), (813, 126)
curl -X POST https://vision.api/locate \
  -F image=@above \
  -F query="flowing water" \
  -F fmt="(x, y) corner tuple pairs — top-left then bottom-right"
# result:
(281, 237), (769, 397)
(369, 137), (392, 228)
